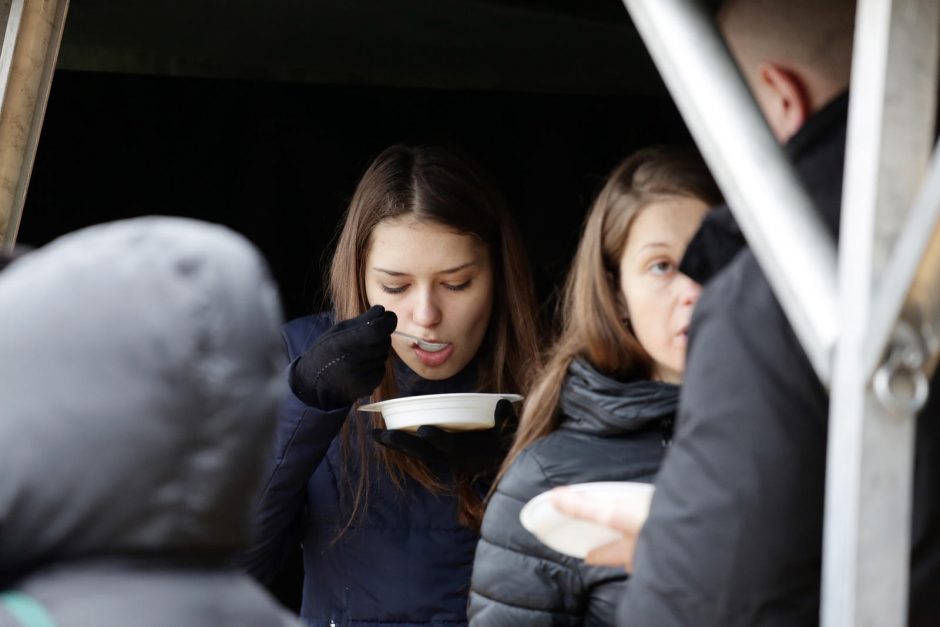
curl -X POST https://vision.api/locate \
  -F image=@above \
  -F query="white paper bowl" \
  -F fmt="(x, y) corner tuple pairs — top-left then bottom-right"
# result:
(519, 481), (655, 559)
(358, 392), (523, 432)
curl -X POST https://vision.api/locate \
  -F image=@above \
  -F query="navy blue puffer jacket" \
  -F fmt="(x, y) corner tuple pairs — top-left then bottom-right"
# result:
(238, 313), (484, 627)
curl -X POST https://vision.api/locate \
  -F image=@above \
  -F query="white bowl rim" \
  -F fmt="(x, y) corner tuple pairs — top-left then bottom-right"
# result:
(358, 392), (523, 412)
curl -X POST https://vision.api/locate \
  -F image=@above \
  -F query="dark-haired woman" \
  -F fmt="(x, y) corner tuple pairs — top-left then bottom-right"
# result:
(238, 144), (541, 626)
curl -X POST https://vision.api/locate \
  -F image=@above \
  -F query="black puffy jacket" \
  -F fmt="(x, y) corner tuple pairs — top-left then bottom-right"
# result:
(468, 358), (677, 626)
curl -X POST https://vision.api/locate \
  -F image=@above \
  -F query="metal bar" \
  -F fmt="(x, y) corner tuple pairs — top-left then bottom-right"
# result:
(0, 0), (70, 250)
(866, 143), (940, 377)
(620, 0), (839, 385)
(822, 1), (939, 626)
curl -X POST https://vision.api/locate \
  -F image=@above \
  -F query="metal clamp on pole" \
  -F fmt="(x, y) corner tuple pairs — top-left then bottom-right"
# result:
(872, 320), (930, 417)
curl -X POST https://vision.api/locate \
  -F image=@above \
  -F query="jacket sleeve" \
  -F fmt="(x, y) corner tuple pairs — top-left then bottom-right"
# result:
(469, 448), (624, 627)
(234, 319), (351, 584)
(617, 254), (829, 626)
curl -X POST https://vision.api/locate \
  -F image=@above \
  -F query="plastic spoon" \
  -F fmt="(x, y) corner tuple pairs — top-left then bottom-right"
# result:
(393, 330), (449, 352)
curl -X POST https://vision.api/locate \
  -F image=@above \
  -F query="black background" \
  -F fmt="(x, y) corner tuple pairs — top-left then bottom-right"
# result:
(19, 70), (691, 322)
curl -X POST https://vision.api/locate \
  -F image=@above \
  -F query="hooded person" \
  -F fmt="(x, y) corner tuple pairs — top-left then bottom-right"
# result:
(0, 216), (302, 627)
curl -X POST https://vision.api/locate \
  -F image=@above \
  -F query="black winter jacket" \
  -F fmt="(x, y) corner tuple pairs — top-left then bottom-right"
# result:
(237, 313), (486, 627)
(618, 93), (940, 626)
(469, 358), (677, 626)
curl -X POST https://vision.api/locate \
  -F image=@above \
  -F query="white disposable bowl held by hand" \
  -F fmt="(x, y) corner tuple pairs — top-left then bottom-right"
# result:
(358, 392), (523, 432)
(519, 481), (655, 559)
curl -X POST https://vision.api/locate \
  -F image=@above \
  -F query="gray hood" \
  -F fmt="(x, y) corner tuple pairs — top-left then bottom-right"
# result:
(0, 217), (285, 583)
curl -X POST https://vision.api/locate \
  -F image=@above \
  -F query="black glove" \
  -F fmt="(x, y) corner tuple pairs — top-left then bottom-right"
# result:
(290, 305), (398, 410)
(372, 398), (518, 478)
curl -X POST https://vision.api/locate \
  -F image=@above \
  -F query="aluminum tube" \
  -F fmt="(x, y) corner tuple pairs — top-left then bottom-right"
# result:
(823, 1), (938, 626)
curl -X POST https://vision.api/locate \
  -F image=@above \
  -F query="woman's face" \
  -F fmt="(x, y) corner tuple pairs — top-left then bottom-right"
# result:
(618, 196), (709, 384)
(365, 217), (494, 380)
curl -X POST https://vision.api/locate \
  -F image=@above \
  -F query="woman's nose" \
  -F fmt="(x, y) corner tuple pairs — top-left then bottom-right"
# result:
(677, 274), (702, 306)
(411, 290), (443, 328)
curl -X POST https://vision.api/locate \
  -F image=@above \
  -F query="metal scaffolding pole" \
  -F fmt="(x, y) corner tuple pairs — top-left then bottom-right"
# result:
(0, 0), (69, 250)
(823, 2), (939, 627)
(620, 0), (839, 385)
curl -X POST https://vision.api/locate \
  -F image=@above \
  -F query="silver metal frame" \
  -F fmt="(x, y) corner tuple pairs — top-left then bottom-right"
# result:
(824, 2), (939, 625)
(0, 0), (70, 249)
(620, 0), (940, 626)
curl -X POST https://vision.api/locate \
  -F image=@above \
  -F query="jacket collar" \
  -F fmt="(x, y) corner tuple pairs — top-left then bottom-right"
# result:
(559, 358), (678, 436)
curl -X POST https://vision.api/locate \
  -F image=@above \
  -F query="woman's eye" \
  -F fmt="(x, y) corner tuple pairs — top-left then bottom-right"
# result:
(650, 261), (674, 276)
(443, 280), (471, 292)
(381, 284), (408, 295)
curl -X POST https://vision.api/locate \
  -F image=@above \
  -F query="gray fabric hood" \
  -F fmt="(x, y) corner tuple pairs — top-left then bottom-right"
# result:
(0, 217), (285, 583)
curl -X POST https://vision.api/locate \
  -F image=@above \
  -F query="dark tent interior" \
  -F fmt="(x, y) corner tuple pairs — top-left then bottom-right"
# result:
(19, 0), (693, 320)
(15, 0), (694, 609)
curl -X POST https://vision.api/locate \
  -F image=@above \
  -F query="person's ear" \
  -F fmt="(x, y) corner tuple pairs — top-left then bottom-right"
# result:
(754, 62), (811, 142)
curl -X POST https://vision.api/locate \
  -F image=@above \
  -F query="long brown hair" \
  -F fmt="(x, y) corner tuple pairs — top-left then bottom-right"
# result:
(495, 146), (721, 489)
(328, 143), (540, 532)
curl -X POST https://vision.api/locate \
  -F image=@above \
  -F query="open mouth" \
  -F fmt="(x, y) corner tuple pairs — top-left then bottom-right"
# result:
(412, 339), (449, 353)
